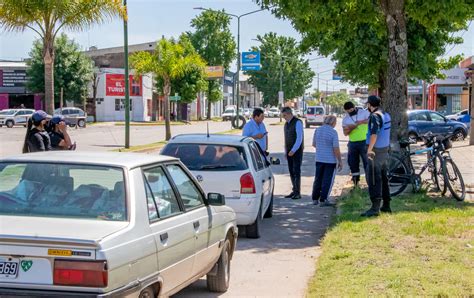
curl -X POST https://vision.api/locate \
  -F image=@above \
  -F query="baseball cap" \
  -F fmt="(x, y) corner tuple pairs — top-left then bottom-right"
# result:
(51, 115), (65, 124)
(31, 110), (51, 122)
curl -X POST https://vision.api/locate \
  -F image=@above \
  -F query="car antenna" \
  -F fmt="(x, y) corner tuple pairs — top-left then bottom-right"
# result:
(207, 122), (210, 138)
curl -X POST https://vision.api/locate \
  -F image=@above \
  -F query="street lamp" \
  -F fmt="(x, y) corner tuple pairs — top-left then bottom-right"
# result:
(194, 7), (267, 128)
(123, 0), (130, 148)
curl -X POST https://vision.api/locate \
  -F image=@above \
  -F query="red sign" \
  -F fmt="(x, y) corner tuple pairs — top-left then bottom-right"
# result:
(106, 74), (142, 96)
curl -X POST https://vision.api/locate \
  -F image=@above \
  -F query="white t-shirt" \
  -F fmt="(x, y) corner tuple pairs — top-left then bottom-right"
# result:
(342, 108), (370, 127)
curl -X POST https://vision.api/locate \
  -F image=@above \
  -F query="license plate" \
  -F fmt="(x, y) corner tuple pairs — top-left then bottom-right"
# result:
(0, 258), (19, 279)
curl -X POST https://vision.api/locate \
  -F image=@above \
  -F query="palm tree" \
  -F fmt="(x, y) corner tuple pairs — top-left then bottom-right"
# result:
(131, 36), (206, 140)
(0, 0), (124, 114)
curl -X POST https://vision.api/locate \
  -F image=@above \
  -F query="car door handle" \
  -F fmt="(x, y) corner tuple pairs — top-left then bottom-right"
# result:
(160, 232), (168, 242)
(193, 221), (200, 229)
(262, 179), (266, 183)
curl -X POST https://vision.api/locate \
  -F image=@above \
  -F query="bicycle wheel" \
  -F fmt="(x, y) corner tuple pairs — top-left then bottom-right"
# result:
(387, 154), (411, 197)
(433, 154), (447, 195)
(444, 158), (465, 201)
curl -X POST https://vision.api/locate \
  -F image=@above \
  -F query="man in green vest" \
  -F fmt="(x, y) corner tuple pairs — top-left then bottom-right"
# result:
(342, 101), (370, 187)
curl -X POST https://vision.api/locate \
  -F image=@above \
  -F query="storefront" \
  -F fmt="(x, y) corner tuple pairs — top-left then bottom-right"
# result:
(0, 61), (42, 110)
(91, 69), (152, 122)
(408, 81), (425, 110)
(427, 67), (468, 115)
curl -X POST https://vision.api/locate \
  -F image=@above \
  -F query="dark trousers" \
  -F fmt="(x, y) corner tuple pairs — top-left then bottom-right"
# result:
(348, 140), (368, 181)
(287, 149), (303, 195)
(366, 147), (390, 202)
(312, 162), (337, 202)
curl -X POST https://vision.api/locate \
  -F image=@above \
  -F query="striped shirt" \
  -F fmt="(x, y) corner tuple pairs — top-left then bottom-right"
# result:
(313, 124), (339, 164)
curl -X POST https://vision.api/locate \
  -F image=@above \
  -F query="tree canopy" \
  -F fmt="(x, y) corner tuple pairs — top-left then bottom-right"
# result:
(26, 33), (93, 106)
(246, 32), (315, 107)
(189, 9), (236, 118)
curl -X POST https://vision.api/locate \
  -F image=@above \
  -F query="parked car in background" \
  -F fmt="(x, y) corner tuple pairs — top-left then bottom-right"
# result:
(0, 152), (237, 297)
(54, 107), (87, 127)
(408, 109), (468, 141)
(162, 134), (275, 239)
(243, 108), (253, 119)
(222, 107), (243, 121)
(0, 109), (34, 128)
(446, 109), (468, 121)
(267, 107), (280, 118)
(305, 106), (326, 128)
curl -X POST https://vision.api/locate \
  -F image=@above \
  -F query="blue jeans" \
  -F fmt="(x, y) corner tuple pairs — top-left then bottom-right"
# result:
(312, 162), (337, 202)
(347, 141), (368, 180)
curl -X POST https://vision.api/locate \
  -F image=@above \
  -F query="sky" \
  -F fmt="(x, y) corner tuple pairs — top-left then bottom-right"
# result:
(1, 0), (473, 92)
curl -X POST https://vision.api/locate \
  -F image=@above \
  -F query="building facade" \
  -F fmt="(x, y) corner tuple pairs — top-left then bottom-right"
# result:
(0, 61), (42, 110)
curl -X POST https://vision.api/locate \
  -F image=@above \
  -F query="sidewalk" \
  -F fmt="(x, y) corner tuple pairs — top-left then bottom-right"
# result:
(450, 140), (474, 201)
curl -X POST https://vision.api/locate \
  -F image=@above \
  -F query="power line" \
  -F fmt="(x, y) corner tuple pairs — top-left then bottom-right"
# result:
(443, 20), (472, 57)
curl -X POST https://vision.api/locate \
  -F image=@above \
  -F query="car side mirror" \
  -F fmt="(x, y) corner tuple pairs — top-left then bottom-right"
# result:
(208, 193), (225, 206)
(270, 157), (281, 165)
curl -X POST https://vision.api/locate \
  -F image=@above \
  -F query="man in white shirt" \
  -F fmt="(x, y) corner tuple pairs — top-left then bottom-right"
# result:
(342, 101), (370, 187)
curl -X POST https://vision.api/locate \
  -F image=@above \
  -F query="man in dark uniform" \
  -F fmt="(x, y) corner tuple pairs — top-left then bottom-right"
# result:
(361, 95), (392, 217)
(281, 107), (304, 200)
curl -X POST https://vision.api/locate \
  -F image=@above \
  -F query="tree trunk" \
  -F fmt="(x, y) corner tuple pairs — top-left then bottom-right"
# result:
(164, 79), (171, 140)
(43, 40), (55, 114)
(380, 0), (408, 144)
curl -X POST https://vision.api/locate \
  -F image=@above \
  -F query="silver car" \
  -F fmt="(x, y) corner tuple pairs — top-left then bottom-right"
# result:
(0, 109), (35, 128)
(0, 152), (237, 297)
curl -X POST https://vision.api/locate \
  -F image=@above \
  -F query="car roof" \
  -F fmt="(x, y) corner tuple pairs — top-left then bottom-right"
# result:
(408, 109), (434, 114)
(1, 151), (177, 169)
(168, 134), (249, 146)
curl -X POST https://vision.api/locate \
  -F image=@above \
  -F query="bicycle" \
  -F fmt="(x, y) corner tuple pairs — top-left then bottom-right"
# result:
(387, 132), (465, 201)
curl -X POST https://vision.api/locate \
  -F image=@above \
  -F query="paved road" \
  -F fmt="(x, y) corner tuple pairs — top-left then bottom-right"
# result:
(0, 120), (238, 157)
(174, 117), (350, 297)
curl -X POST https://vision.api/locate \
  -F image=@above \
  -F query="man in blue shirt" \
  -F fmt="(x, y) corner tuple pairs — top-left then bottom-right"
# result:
(242, 108), (268, 152)
(282, 107), (304, 200)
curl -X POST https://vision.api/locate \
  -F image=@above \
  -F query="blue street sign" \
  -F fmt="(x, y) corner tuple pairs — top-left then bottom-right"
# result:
(242, 51), (261, 65)
(241, 64), (261, 71)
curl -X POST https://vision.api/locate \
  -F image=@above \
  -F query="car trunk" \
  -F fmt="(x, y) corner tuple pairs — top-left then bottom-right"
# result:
(191, 169), (247, 200)
(0, 216), (128, 286)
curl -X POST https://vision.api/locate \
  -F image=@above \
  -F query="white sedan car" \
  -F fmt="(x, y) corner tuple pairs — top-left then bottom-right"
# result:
(162, 134), (275, 239)
(0, 152), (237, 297)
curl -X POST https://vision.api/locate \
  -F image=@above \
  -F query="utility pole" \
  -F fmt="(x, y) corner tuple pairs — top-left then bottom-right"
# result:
(123, 0), (130, 148)
(279, 56), (284, 122)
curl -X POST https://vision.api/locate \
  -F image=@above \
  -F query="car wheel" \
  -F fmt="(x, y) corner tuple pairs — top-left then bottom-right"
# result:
(77, 119), (86, 128)
(246, 199), (262, 239)
(264, 188), (274, 218)
(452, 129), (465, 141)
(6, 120), (14, 128)
(138, 286), (156, 298)
(207, 238), (231, 292)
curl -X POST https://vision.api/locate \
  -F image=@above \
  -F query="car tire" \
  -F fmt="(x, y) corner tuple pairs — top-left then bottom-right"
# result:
(207, 238), (231, 293)
(138, 286), (156, 298)
(452, 129), (465, 141)
(77, 119), (86, 128)
(6, 120), (14, 128)
(231, 116), (246, 129)
(264, 188), (274, 218)
(246, 199), (262, 239)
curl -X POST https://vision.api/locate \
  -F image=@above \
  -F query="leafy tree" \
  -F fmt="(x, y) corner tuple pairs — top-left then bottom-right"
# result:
(257, 0), (473, 141)
(311, 89), (322, 103)
(0, 0), (124, 114)
(131, 36), (206, 140)
(246, 33), (314, 107)
(325, 92), (351, 109)
(27, 34), (93, 107)
(189, 9), (236, 119)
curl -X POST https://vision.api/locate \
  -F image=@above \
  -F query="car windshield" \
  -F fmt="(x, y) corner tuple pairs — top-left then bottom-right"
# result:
(307, 107), (324, 115)
(162, 144), (248, 171)
(0, 162), (127, 221)
(224, 109), (235, 113)
(0, 110), (16, 115)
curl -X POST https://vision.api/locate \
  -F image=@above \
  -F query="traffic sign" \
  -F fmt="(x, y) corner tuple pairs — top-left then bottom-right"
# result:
(169, 93), (181, 101)
(242, 52), (260, 64)
(241, 64), (261, 71)
(278, 91), (284, 105)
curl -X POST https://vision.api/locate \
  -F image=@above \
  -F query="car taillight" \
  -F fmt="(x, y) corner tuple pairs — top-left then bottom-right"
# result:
(240, 173), (256, 194)
(54, 260), (108, 287)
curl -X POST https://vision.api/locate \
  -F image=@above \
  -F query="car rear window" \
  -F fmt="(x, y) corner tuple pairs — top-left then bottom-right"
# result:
(162, 144), (248, 171)
(307, 107), (324, 115)
(0, 162), (127, 221)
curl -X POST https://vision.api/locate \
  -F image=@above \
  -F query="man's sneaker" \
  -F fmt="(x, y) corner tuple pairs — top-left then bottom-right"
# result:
(312, 200), (319, 206)
(380, 206), (392, 213)
(291, 194), (302, 200)
(284, 192), (295, 198)
(360, 209), (380, 217)
(319, 200), (336, 207)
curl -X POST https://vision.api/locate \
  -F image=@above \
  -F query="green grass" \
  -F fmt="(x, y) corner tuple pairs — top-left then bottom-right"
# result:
(111, 141), (168, 153)
(307, 187), (474, 297)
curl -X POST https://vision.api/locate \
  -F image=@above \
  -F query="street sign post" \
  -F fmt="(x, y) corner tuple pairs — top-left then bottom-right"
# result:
(278, 91), (284, 105)
(241, 64), (261, 71)
(169, 93), (181, 101)
(241, 51), (261, 71)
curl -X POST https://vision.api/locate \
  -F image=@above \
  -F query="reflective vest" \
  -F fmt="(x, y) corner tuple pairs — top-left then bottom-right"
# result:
(366, 111), (391, 149)
(349, 123), (368, 142)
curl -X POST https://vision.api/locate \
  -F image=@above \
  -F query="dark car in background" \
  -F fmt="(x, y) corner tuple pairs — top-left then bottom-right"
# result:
(408, 110), (468, 141)
(54, 107), (87, 127)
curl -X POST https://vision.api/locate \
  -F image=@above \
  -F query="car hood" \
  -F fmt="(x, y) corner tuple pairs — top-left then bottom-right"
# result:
(0, 216), (129, 244)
